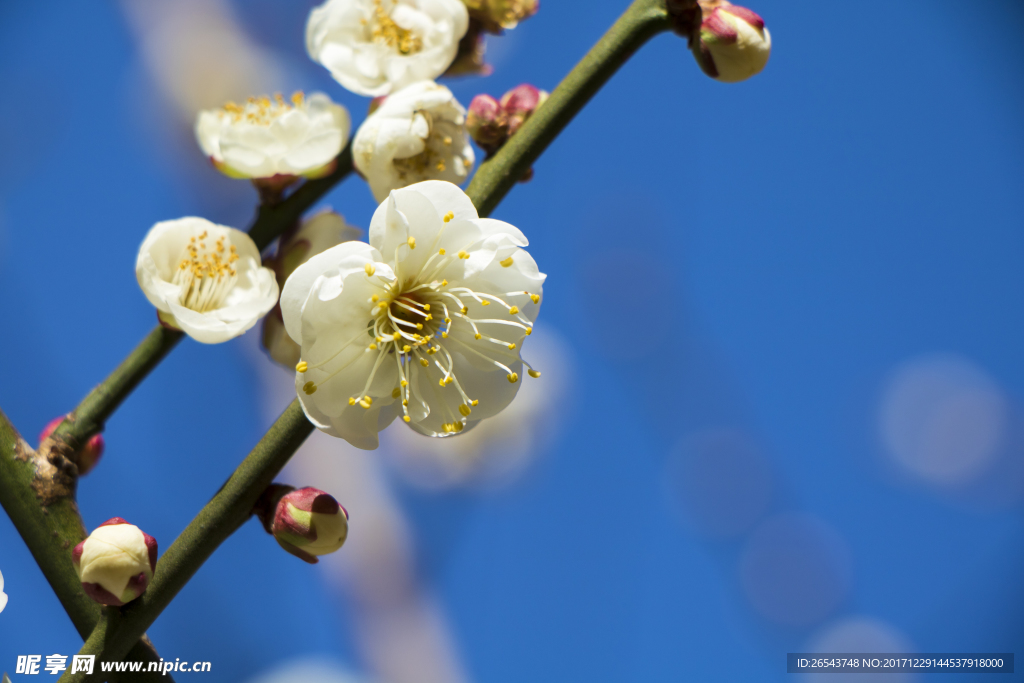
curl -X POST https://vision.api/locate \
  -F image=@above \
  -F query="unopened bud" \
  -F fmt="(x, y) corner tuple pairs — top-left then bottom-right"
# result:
(499, 84), (548, 135)
(692, 2), (771, 83)
(256, 485), (349, 564)
(40, 416), (104, 475)
(466, 94), (508, 154)
(72, 518), (157, 606)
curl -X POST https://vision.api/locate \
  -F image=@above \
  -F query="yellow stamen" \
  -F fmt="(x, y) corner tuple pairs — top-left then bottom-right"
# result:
(500, 256), (514, 268)
(365, 263), (376, 276)
(296, 361), (308, 373)
(407, 236), (416, 249)
(507, 373), (519, 383)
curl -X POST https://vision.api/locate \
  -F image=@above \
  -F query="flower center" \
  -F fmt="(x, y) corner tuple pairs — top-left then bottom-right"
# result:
(297, 221), (542, 436)
(220, 92), (305, 126)
(393, 120), (460, 181)
(370, 0), (423, 55)
(172, 231), (240, 313)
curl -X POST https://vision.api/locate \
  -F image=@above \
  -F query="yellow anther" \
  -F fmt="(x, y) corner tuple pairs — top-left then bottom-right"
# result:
(441, 279), (448, 286)
(296, 361), (308, 373)
(445, 317), (451, 324)
(507, 343), (516, 350)
(530, 294), (540, 304)
(500, 256), (514, 268)
(461, 307), (468, 314)
(403, 415), (411, 422)
(457, 250), (469, 259)
(393, 332), (402, 340)
(392, 387), (401, 399)
(369, 343), (378, 350)
(376, 336), (384, 342)
(348, 397), (357, 406)
(454, 421), (464, 432)
(444, 211), (454, 222)
(507, 372), (519, 383)
(365, 263), (376, 276)
(401, 379), (408, 387)
(407, 236), (416, 249)
(291, 91), (305, 106)
(474, 333), (482, 339)
(439, 248), (446, 255)
(364, 395), (373, 404)
(371, 294), (379, 302)
(509, 306), (519, 314)
(459, 404), (471, 417)
(471, 399), (479, 406)
(439, 378), (446, 387)
(481, 300), (490, 306)
(441, 331), (448, 338)
(359, 400), (371, 409)
(420, 358), (429, 367)
(425, 314), (432, 321)
(402, 399), (408, 406)
(526, 328), (533, 335)
(445, 377), (453, 385)
(442, 423), (451, 433)
(403, 345), (411, 353)
(416, 323), (423, 330)
(303, 381), (318, 395)
(423, 304), (430, 311)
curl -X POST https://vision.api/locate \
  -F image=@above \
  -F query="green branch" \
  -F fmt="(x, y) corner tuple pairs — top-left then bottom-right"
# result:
(0, 410), (171, 682)
(59, 400), (314, 683)
(466, 0), (671, 217)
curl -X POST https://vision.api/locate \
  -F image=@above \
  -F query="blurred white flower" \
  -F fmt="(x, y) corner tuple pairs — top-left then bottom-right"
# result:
(280, 180), (544, 449)
(136, 217), (279, 343)
(306, 0), (469, 97)
(195, 92), (350, 180)
(72, 518), (157, 607)
(354, 81), (474, 202)
(264, 211), (362, 368)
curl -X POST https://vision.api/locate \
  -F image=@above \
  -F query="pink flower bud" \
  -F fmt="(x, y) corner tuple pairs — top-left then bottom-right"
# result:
(466, 94), (509, 154)
(256, 486), (349, 564)
(692, 2), (771, 83)
(499, 84), (548, 135)
(72, 518), (157, 606)
(40, 416), (104, 476)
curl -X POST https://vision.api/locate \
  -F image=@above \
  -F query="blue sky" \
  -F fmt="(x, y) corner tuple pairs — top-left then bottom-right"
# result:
(2, 0), (1023, 681)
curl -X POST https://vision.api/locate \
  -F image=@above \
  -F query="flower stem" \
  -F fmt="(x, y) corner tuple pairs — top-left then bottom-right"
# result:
(57, 400), (315, 683)
(466, 0), (673, 217)
(0, 409), (171, 682)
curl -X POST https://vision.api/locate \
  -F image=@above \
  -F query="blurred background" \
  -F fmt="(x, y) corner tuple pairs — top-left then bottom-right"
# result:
(1, 0), (1023, 680)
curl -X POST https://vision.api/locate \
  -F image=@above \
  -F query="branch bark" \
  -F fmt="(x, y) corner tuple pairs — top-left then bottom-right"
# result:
(0, 410), (170, 682)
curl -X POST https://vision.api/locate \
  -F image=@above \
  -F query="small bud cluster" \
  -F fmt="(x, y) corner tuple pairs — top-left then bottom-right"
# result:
(72, 518), (157, 606)
(255, 485), (349, 564)
(467, 84), (548, 156)
(39, 416), (104, 476)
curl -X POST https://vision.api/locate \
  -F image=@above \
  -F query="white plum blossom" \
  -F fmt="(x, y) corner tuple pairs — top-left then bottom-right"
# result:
(72, 518), (157, 607)
(136, 217), (279, 344)
(306, 0), (469, 97)
(195, 92), (350, 180)
(280, 180), (544, 449)
(353, 81), (474, 202)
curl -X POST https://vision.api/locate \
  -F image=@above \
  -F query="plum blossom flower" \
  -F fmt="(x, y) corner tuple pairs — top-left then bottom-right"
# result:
(353, 81), (474, 202)
(306, 0), (469, 97)
(195, 92), (350, 180)
(72, 518), (157, 607)
(263, 211), (363, 368)
(136, 217), (279, 344)
(280, 181), (544, 449)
